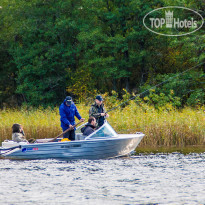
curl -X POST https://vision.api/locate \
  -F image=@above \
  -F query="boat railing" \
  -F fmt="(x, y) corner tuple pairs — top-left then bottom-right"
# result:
(75, 122), (88, 133)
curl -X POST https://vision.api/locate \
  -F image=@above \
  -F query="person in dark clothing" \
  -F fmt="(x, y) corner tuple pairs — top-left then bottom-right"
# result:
(81, 116), (96, 136)
(59, 96), (85, 140)
(89, 95), (109, 128)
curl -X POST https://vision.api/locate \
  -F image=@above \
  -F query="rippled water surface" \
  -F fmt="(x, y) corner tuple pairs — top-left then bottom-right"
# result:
(0, 153), (204, 205)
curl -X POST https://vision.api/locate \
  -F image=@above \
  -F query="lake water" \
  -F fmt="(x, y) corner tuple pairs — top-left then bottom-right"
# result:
(0, 153), (204, 205)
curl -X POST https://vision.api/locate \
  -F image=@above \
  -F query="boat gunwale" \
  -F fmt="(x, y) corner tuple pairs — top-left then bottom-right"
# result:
(18, 133), (145, 147)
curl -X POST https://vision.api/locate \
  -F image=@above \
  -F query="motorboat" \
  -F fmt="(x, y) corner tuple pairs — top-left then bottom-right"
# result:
(0, 121), (144, 160)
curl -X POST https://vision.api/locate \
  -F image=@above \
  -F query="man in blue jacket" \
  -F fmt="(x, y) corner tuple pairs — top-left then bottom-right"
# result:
(59, 96), (85, 140)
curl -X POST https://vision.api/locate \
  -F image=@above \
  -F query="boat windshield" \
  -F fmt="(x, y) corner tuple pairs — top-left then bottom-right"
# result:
(85, 122), (117, 139)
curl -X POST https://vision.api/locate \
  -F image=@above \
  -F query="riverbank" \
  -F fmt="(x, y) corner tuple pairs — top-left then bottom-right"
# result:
(0, 103), (204, 148)
(135, 145), (205, 154)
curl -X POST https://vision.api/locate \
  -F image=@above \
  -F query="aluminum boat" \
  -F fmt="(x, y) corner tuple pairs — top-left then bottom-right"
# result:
(0, 121), (144, 160)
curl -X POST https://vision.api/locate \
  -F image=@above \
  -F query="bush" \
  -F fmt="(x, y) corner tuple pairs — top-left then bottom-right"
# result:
(140, 71), (205, 108)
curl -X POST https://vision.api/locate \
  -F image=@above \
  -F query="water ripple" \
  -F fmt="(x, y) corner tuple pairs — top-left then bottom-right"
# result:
(0, 153), (204, 204)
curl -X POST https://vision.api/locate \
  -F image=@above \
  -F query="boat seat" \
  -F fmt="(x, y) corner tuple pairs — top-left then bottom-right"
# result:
(75, 133), (86, 141)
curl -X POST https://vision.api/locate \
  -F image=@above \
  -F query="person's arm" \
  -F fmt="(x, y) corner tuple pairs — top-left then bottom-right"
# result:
(19, 134), (27, 142)
(103, 105), (109, 118)
(74, 106), (82, 120)
(59, 106), (71, 126)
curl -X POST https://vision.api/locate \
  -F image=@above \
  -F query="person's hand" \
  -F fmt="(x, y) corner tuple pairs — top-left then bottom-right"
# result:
(105, 113), (109, 118)
(101, 113), (106, 116)
(80, 118), (85, 122)
(20, 126), (24, 132)
(69, 124), (73, 129)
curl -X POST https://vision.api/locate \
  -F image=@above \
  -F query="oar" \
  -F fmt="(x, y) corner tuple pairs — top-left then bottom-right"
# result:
(48, 121), (83, 142)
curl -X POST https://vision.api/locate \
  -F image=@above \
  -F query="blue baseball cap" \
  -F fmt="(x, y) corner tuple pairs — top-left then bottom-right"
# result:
(65, 96), (72, 105)
(96, 95), (103, 101)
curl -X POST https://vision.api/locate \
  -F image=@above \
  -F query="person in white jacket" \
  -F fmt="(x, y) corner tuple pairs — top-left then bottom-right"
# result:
(12, 124), (27, 142)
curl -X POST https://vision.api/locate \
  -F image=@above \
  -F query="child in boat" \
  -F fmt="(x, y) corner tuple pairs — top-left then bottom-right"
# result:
(12, 123), (27, 142)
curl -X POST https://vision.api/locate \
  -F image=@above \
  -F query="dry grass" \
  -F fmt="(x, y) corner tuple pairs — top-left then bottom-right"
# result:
(0, 103), (204, 147)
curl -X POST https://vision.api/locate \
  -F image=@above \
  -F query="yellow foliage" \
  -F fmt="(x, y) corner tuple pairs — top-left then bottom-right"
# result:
(0, 104), (204, 147)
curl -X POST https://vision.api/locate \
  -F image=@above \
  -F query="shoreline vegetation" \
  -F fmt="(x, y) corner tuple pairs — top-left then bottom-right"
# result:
(0, 102), (204, 152)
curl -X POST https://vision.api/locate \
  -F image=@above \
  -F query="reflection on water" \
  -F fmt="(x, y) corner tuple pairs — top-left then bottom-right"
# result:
(0, 153), (204, 204)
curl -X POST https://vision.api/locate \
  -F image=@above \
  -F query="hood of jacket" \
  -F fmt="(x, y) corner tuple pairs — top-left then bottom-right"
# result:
(81, 123), (95, 133)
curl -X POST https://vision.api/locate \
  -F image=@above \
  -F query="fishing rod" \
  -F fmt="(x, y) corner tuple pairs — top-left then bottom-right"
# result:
(106, 61), (205, 113)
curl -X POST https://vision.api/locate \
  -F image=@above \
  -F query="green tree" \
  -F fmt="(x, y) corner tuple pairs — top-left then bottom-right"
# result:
(2, 0), (84, 106)
(77, 0), (166, 94)
(0, 1), (19, 107)
(0, 0), (204, 107)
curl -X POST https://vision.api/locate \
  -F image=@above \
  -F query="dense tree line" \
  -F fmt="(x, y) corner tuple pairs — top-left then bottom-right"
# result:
(0, 0), (204, 108)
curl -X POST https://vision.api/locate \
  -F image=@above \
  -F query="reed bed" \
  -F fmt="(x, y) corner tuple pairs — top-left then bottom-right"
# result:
(0, 103), (204, 147)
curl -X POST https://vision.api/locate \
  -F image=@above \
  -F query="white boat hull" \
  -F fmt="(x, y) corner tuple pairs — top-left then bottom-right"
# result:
(1, 134), (144, 160)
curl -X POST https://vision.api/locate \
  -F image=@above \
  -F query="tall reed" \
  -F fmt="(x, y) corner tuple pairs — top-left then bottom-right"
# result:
(0, 103), (204, 147)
